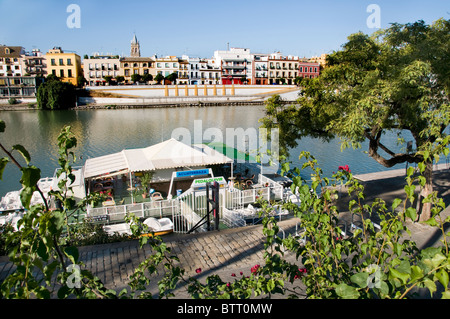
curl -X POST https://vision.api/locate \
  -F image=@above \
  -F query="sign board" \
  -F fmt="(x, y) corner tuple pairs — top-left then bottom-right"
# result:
(191, 176), (226, 190)
(176, 169), (209, 178)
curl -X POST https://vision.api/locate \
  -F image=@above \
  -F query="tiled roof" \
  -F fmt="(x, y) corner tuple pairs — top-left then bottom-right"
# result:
(0, 46), (24, 58)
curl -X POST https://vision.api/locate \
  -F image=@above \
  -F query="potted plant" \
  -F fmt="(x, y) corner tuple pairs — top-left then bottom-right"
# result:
(140, 171), (154, 199)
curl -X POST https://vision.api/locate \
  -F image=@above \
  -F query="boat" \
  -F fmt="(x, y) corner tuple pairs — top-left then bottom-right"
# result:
(0, 177), (57, 212)
(102, 217), (174, 237)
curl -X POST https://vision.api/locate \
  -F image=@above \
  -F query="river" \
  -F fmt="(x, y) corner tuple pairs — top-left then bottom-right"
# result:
(0, 105), (418, 197)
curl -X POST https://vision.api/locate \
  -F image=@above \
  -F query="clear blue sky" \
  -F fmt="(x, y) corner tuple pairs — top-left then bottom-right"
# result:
(0, 0), (448, 58)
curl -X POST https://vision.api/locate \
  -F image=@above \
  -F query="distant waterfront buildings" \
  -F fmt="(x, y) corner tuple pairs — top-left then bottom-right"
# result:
(45, 47), (82, 86)
(0, 34), (327, 97)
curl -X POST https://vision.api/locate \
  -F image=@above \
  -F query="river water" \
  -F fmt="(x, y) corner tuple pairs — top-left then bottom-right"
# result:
(0, 105), (418, 197)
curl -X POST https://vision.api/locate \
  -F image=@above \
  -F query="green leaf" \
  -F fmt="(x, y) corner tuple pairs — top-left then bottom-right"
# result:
(12, 144), (31, 165)
(351, 272), (369, 288)
(20, 165), (41, 188)
(405, 207), (417, 221)
(389, 268), (410, 285)
(64, 246), (79, 264)
(0, 157), (9, 180)
(335, 283), (360, 299)
(392, 198), (402, 210)
(20, 186), (35, 210)
(423, 279), (437, 296)
(410, 265), (424, 282)
(435, 269), (449, 289)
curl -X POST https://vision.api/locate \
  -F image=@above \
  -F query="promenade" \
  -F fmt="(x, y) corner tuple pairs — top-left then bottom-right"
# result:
(0, 165), (449, 299)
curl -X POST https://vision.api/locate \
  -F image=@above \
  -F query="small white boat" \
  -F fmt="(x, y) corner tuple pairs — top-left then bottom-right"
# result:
(103, 217), (174, 237)
(0, 177), (56, 212)
(0, 211), (25, 231)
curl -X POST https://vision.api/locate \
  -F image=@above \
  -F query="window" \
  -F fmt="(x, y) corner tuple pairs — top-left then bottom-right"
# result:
(299, 67), (303, 72)
(157, 63), (161, 68)
(60, 70), (64, 77)
(68, 69), (72, 78)
(59, 59), (64, 66)
(124, 69), (130, 76)
(165, 63), (169, 68)
(52, 70), (56, 76)
(51, 59), (56, 66)
(67, 58), (72, 65)
(314, 67), (318, 72)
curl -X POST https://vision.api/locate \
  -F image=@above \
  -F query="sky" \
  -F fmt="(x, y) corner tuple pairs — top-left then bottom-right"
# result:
(0, 0), (448, 59)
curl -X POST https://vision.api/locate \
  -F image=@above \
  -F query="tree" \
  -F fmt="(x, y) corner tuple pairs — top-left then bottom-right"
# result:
(103, 76), (113, 85)
(141, 73), (153, 84)
(154, 73), (164, 85)
(130, 73), (141, 84)
(260, 19), (450, 221)
(37, 75), (77, 110)
(115, 76), (125, 84)
(165, 72), (178, 84)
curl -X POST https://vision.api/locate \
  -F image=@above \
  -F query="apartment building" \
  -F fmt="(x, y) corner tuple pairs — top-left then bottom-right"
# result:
(213, 48), (253, 85)
(268, 52), (299, 85)
(0, 45), (26, 77)
(120, 57), (155, 84)
(83, 55), (120, 86)
(253, 54), (269, 85)
(298, 61), (320, 79)
(22, 49), (47, 77)
(45, 47), (82, 86)
(0, 76), (44, 97)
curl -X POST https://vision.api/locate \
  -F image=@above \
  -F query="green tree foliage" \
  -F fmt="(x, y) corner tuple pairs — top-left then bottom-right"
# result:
(36, 75), (77, 110)
(260, 19), (450, 221)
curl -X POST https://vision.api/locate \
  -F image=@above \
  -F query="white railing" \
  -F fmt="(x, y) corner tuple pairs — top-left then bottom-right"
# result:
(86, 199), (178, 223)
(222, 207), (246, 228)
(85, 179), (286, 234)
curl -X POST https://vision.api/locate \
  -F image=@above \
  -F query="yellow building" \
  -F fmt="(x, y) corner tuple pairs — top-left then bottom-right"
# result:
(45, 47), (82, 85)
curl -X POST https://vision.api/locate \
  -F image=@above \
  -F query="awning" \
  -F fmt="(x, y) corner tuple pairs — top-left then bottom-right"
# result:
(82, 138), (233, 179)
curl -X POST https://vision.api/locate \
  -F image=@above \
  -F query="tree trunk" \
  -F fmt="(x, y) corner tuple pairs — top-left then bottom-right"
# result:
(417, 160), (433, 222)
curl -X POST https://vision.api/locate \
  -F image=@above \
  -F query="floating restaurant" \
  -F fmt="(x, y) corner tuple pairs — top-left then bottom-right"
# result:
(1, 138), (298, 235)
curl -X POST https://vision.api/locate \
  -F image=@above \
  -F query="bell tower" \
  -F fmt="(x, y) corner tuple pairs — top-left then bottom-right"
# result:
(130, 34), (140, 57)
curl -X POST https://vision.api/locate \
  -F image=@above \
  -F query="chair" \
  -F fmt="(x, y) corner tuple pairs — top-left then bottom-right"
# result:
(151, 192), (163, 201)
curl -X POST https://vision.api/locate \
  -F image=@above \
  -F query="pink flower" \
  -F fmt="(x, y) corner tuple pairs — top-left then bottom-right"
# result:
(195, 268), (202, 274)
(226, 283), (231, 287)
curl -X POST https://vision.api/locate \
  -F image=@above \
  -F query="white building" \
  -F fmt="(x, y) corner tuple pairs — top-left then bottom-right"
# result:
(0, 45), (26, 77)
(83, 54), (121, 86)
(185, 56), (221, 85)
(213, 48), (253, 84)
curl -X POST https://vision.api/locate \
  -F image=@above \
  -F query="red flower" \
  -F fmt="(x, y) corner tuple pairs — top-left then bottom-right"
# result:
(195, 268), (202, 274)
(251, 264), (260, 274)
(240, 272), (243, 276)
(231, 273), (236, 277)
(338, 165), (351, 173)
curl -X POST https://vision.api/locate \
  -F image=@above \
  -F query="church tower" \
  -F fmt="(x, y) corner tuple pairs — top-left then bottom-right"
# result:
(130, 34), (140, 57)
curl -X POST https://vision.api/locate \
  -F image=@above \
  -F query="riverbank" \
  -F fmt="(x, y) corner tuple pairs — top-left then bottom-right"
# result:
(0, 84), (301, 111)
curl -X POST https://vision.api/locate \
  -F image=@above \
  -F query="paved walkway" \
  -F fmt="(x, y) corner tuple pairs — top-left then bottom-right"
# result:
(0, 167), (449, 299)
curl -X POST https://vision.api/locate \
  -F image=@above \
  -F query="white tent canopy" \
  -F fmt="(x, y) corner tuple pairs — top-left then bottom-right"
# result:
(83, 138), (233, 179)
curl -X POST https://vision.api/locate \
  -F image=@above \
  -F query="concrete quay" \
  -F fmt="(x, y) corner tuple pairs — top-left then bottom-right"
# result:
(0, 166), (449, 299)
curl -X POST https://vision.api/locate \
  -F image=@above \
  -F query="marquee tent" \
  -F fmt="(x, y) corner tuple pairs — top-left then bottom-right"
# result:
(82, 138), (233, 180)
